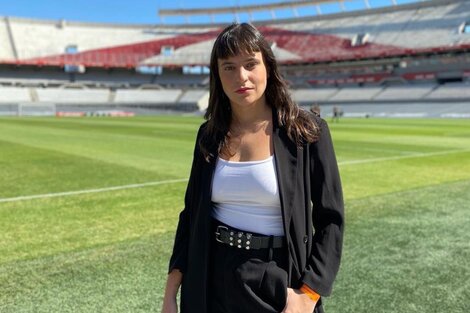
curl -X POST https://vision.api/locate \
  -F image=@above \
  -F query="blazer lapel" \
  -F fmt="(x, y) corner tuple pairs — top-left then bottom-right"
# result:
(272, 121), (298, 230)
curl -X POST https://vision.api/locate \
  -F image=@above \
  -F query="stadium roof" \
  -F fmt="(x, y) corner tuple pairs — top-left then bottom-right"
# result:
(159, 0), (354, 17)
(158, 0), (422, 24)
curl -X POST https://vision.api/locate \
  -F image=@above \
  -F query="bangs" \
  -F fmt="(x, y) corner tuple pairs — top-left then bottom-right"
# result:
(215, 24), (262, 59)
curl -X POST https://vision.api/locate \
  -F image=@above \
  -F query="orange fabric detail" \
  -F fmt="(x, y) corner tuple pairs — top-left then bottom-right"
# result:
(300, 284), (321, 303)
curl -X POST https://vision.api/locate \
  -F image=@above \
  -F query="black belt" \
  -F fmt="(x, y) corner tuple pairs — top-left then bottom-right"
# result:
(214, 225), (285, 250)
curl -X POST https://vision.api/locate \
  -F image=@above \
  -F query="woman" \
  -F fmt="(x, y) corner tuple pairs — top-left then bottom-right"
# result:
(162, 23), (344, 313)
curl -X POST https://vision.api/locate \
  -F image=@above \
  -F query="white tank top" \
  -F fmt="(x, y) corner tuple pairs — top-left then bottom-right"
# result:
(211, 155), (284, 236)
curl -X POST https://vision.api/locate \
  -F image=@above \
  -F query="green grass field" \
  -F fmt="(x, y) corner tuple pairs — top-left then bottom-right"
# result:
(1, 116), (469, 313)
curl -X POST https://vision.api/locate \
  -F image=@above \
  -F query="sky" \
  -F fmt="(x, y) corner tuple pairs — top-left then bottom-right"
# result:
(0, 0), (423, 25)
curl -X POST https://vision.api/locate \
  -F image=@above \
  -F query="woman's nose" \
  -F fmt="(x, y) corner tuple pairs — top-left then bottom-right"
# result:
(236, 67), (248, 83)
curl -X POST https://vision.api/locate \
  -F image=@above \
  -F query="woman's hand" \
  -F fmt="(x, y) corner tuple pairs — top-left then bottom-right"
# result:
(282, 287), (317, 313)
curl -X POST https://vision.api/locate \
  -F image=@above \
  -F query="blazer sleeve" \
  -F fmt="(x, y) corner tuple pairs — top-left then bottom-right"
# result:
(168, 124), (204, 274)
(302, 118), (344, 296)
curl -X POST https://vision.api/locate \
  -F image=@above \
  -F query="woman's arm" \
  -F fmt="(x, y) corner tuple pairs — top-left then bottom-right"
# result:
(161, 269), (183, 313)
(164, 124), (206, 312)
(284, 117), (343, 312)
(303, 117), (345, 296)
(168, 124), (205, 273)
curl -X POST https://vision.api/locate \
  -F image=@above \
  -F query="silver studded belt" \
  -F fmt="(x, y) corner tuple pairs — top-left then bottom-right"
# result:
(214, 225), (285, 250)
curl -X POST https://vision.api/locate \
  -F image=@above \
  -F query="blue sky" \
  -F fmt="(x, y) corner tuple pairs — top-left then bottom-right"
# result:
(0, 0), (422, 24)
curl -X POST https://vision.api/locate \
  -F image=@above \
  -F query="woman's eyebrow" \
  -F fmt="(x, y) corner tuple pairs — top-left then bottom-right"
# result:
(219, 61), (235, 66)
(219, 57), (259, 66)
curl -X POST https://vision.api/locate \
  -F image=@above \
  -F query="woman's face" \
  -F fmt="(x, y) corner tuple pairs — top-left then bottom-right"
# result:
(217, 51), (268, 110)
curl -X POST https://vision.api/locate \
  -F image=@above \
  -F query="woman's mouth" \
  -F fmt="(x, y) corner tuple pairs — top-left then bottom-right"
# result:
(235, 87), (252, 94)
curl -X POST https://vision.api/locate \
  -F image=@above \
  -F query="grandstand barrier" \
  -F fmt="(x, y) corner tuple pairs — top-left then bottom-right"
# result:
(55, 111), (135, 117)
(0, 104), (18, 116)
(17, 103), (56, 116)
(302, 102), (470, 119)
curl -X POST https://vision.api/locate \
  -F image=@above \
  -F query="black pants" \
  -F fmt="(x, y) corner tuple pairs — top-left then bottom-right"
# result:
(208, 220), (289, 313)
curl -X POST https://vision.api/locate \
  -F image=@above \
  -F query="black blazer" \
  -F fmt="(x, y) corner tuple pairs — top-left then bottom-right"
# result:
(169, 113), (344, 313)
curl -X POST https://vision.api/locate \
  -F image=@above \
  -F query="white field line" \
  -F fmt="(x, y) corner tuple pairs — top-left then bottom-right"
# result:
(338, 148), (469, 165)
(0, 148), (468, 204)
(0, 178), (188, 203)
(339, 145), (421, 155)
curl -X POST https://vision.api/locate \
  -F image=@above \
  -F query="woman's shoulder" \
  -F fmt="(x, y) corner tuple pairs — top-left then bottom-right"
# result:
(302, 107), (324, 126)
(300, 108), (327, 142)
(195, 120), (209, 138)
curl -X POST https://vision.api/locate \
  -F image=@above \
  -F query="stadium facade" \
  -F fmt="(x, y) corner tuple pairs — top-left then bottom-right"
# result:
(0, 0), (469, 117)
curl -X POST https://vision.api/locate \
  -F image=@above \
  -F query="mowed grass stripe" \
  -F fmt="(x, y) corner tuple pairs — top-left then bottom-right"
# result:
(1, 147), (468, 203)
(341, 150), (470, 200)
(1, 117), (469, 313)
(1, 118), (470, 265)
(0, 118), (199, 177)
(339, 148), (470, 165)
(331, 119), (470, 151)
(0, 182), (187, 264)
(331, 117), (470, 133)
(329, 179), (470, 313)
(0, 116), (202, 141)
(1, 180), (469, 313)
(0, 232), (175, 313)
(0, 140), (178, 198)
(334, 138), (453, 160)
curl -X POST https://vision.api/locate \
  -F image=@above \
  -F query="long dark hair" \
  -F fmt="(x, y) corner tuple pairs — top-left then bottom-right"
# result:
(200, 23), (318, 161)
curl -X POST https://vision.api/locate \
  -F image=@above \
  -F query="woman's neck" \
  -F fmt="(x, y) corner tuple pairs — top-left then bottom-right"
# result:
(230, 103), (272, 133)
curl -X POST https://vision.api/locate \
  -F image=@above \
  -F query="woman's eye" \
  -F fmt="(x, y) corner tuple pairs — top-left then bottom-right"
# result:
(224, 66), (234, 71)
(246, 62), (256, 69)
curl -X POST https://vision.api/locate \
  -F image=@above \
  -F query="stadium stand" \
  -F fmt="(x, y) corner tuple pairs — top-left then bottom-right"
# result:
(328, 87), (384, 102)
(177, 89), (210, 111)
(0, 86), (31, 103)
(0, 0), (469, 117)
(316, 102), (470, 118)
(178, 89), (208, 103)
(3, 18), (215, 60)
(114, 89), (182, 104)
(373, 85), (437, 101)
(1, 0), (469, 67)
(36, 88), (110, 103)
(426, 82), (470, 100)
(291, 88), (339, 103)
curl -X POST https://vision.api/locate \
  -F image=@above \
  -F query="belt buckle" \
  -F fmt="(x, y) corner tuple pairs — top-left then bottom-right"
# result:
(215, 225), (228, 243)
